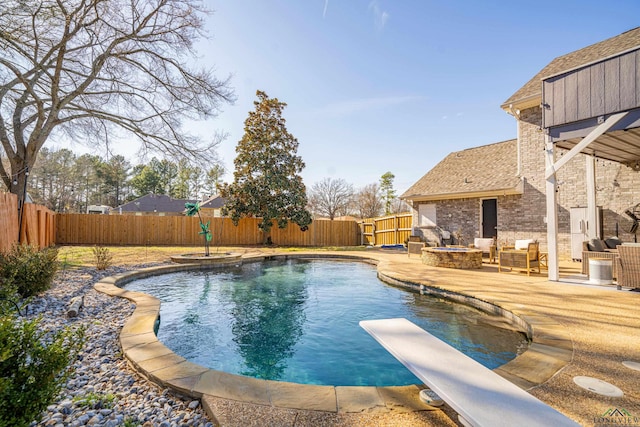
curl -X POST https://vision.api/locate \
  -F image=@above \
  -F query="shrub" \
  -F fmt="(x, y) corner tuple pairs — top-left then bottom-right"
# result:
(0, 277), (22, 317)
(72, 391), (117, 409)
(91, 246), (113, 271)
(0, 244), (59, 298)
(0, 315), (85, 427)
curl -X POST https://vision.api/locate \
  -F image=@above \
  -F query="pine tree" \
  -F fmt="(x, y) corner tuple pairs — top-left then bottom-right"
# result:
(380, 172), (396, 215)
(221, 91), (312, 242)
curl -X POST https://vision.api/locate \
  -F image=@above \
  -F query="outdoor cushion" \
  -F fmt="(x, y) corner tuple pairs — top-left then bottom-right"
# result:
(514, 239), (534, 250)
(473, 238), (494, 252)
(604, 237), (622, 249)
(587, 238), (606, 252)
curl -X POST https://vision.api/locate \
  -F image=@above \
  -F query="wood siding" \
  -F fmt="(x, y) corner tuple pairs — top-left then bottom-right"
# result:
(543, 48), (640, 128)
(55, 215), (360, 247)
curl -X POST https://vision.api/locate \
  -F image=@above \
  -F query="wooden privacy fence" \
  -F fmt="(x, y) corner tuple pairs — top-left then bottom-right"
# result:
(0, 192), (56, 252)
(56, 214), (361, 247)
(359, 213), (413, 246)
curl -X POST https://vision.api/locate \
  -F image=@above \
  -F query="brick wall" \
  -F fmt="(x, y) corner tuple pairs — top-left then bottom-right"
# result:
(410, 105), (640, 258)
(519, 105), (640, 254)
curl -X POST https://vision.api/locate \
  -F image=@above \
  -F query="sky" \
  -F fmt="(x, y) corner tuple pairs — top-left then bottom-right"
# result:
(109, 0), (640, 194)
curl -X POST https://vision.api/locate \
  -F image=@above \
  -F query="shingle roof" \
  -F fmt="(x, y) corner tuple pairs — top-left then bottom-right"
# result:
(400, 139), (521, 200)
(117, 193), (196, 213)
(200, 195), (226, 209)
(502, 27), (640, 108)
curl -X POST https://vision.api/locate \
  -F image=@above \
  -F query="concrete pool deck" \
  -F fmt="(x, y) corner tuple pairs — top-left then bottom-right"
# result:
(94, 248), (640, 426)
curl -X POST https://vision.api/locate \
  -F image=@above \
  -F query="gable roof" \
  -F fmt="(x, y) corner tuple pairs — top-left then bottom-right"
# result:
(200, 194), (226, 209)
(502, 27), (640, 111)
(400, 139), (522, 202)
(116, 193), (196, 213)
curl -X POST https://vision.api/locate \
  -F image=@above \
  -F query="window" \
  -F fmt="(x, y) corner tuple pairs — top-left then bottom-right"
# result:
(418, 204), (437, 227)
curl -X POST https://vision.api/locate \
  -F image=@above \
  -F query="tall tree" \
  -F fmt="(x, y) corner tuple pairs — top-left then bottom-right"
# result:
(308, 178), (354, 220)
(221, 91), (312, 241)
(73, 153), (101, 211)
(354, 183), (383, 219)
(129, 163), (162, 197)
(172, 158), (201, 199)
(380, 171), (396, 215)
(29, 147), (78, 211)
(203, 164), (225, 197)
(0, 0), (234, 206)
(96, 155), (131, 207)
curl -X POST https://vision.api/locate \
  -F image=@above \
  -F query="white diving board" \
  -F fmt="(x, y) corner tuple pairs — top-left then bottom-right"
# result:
(360, 318), (580, 427)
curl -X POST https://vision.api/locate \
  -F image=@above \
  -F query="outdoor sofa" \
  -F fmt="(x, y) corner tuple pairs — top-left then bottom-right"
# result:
(615, 244), (640, 290)
(581, 237), (622, 278)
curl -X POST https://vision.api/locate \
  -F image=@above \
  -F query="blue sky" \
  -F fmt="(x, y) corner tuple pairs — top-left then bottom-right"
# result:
(133, 1), (640, 193)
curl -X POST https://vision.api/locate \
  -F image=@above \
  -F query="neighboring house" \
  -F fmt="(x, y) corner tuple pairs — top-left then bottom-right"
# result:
(199, 194), (226, 217)
(402, 27), (640, 260)
(114, 193), (196, 216)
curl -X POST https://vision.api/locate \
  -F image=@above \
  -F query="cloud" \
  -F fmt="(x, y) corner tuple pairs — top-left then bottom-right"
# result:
(323, 0), (329, 18)
(368, 1), (389, 31)
(314, 95), (424, 117)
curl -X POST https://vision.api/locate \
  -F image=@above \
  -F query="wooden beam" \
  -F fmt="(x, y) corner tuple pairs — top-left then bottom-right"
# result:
(545, 111), (629, 180)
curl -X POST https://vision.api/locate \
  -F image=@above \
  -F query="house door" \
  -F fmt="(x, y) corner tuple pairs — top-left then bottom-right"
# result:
(482, 199), (497, 238)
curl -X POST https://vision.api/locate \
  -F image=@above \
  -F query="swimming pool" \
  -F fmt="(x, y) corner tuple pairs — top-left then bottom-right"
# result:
(124, 258), (528, 386)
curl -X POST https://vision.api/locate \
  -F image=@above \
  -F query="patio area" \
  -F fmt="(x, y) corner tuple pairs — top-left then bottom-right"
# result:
(101, 247), (640, 426)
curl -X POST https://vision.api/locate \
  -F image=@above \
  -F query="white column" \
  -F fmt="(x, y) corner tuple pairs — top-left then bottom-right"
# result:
(545, 136), (559, 281)
(586, 155), (598, 239)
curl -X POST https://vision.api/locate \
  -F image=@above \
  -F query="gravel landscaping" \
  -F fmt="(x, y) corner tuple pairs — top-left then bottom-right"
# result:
(26, 264), (214, 427)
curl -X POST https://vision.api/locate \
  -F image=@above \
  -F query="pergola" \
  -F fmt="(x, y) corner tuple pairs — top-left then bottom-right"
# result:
(542, 47), (640, 280)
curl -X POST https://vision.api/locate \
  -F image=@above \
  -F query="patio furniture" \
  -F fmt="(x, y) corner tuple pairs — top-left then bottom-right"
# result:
(615, 244), (640, 290)
(498, 242), (540, 276)
(470, 237), (497, 263)
(581, 238), (620, 278)
(539, 252), (548, 270)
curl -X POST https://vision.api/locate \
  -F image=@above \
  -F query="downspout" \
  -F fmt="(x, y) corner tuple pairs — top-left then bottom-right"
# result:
(508, 104), (522, 177)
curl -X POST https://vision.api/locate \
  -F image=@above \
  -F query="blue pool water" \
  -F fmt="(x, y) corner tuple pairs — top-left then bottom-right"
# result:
(124, 259), (528, 386)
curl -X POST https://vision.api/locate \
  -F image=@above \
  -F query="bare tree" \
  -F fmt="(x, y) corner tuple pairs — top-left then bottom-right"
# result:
(354, 183), (383, 219)
(308, 177), (354, 220)
(0, 0), (234, 204)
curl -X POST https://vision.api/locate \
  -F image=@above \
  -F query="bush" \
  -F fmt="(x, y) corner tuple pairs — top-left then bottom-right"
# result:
(0, 277), (22, 317)
(72, 391), (117, 409)
(0, 244), (59, 298)
(0, 315), (85, 427)
(92, 246), (113, 271)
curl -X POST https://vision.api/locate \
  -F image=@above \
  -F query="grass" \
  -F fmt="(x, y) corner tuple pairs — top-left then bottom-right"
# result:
(56, 244), (369, 269)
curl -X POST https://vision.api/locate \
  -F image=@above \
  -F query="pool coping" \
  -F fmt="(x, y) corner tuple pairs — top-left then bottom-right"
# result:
(94, 253), (573, 416)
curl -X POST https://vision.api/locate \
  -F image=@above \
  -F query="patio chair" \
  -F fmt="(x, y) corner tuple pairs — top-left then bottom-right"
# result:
(498, 242), (540, 276)
(615, 245), (640, 290)
(581, 238), (620, 278)
(471, 237), (497, 264)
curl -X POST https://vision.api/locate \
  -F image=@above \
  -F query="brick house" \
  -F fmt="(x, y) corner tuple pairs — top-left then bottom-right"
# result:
(401, 27), (640, 264)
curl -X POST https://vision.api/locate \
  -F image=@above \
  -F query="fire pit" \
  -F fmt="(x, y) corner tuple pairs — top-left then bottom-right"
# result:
(421, 247), (482, 269)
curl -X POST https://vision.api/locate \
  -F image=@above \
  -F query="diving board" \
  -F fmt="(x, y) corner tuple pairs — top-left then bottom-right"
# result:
(360, 318), (579, 427)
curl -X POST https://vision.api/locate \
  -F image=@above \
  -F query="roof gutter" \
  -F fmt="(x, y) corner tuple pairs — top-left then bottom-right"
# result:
(500, 94), (540, 113)
(402, 184), (524, 203)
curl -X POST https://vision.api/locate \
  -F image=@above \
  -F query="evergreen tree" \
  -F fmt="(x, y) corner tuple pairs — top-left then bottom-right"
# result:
(380, 171), (396, 215)
(221, 91), (312, 242)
